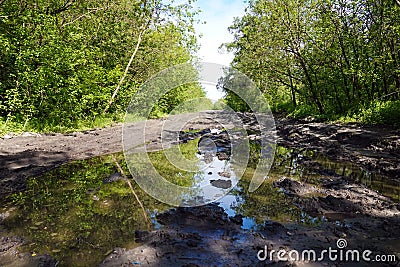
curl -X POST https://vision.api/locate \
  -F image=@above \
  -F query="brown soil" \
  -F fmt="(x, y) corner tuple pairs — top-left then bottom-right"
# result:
(273, 114), (400, 178)
(1, 111), (399, 266)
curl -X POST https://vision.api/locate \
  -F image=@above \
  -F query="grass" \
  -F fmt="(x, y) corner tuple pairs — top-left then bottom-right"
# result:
(284, 100), (400, 126)
(2, 99), (398, 138)
(0, 113), (125, 137)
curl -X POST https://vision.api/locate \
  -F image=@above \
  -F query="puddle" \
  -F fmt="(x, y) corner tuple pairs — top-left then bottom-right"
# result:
(270, 146), (400, 202)
(0, 154), (171, 266)
(1, 130), (399, 266)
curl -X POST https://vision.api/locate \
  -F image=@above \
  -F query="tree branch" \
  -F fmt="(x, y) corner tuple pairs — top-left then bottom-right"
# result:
(62, 5), (112, 27)
(102, 0), (156, 114)
(112, 155), (150, 224)
(50, 0), (76, 15)
(102, 29), (145, 114)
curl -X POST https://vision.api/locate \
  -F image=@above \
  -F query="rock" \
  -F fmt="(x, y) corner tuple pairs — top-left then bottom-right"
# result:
(3, 134), (12, 139)
(210, 179), (232, 189)
(218, 171), (231, 178)
(156, 204), (230, 229)
(217, 152), (229, 160)
(134, 230), (151, 242)
(230, 214), (243, 225)
(273, 178), (304, 195)
(22, 132), (41, 137)
(199, 129), (211, 135)
(260, 221), (287, 235)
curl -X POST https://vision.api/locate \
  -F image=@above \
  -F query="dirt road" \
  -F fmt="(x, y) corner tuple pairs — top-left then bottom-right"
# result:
(1, 111), (399, 266)
(1, 111), (399, 197)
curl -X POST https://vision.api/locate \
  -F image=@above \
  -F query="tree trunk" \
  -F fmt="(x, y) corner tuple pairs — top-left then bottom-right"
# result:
(103, 31), (144, 114)
(334, 84), (343, 113)
(296, 52), (324, 114)
(389, 38), (400, 92)
(288, 68), (297, 107)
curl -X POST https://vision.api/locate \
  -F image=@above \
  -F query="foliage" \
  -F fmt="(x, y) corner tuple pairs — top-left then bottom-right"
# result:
(360, 100), (400, 125)
(212, 99), (227, 110)
(224, 90), (251, 112)
(223, 0), (400, 124)
(0, 0), (203, 133)
(2, 152), (170, 266)
(150, 83), (207, 118)
(169, 96), (214, 115)
(342, 100), (400, 125)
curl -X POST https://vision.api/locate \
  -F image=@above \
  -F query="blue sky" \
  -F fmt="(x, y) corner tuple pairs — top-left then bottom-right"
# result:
(194, 0), (247, 66)
(192, 0), (248, 100)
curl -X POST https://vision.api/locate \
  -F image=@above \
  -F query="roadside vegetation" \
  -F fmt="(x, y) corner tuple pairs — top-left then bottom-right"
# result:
(1, 0), (399, 138)
(222, 0), (400, 125)
(0, 0), (204, 135)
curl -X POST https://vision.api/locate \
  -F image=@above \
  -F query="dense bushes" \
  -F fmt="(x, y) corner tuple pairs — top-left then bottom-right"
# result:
(346, 100), (400, 125)
(0, 0), (203, 133)
(223, 0), (400, 125)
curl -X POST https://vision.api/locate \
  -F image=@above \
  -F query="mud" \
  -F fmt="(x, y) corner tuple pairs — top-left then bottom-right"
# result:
(1, 111), (399, 266)
(1, 111), (399, 197)
(99, 202), (399, 266)
(273, 114), (400, 178)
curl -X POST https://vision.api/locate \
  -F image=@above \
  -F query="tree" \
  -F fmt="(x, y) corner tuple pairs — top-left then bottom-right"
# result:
(102, 0), (200, 114)
(223, 0), (400, 121)
(0, 0), (202, 131)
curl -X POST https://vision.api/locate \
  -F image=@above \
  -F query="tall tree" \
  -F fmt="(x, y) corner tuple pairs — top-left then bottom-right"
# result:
(224, 0), (400, 120)
(0, 0), (203, 130)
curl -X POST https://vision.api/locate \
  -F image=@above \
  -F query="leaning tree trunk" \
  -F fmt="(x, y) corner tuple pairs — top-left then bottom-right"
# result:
(102, 31), (144, 114)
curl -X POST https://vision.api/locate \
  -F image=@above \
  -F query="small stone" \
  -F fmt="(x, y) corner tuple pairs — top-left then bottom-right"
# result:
(218, 171), (231, 178)
(22, 132), (39, 137)
(217, 152), (229, 161)
(210, 179), (232, 189)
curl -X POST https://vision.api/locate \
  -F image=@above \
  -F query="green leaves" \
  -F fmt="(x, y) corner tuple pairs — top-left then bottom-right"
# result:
(0, 0), (202, 131)
(224, 0), (400, 123)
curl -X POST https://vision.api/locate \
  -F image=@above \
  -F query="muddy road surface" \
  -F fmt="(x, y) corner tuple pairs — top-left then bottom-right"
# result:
(1, 111), (399, 266)
(1, 111), (399, 197)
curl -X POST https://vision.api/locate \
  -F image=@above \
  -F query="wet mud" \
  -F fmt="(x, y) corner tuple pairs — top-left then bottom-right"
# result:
(0, 111), (399, 266)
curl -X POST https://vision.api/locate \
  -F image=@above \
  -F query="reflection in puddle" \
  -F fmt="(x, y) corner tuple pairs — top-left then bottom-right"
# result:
(125, 128), (250, 206)
(1, 154), (170, 266)
(1, 133), (399, 266)
(271, 146), (400, 202)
